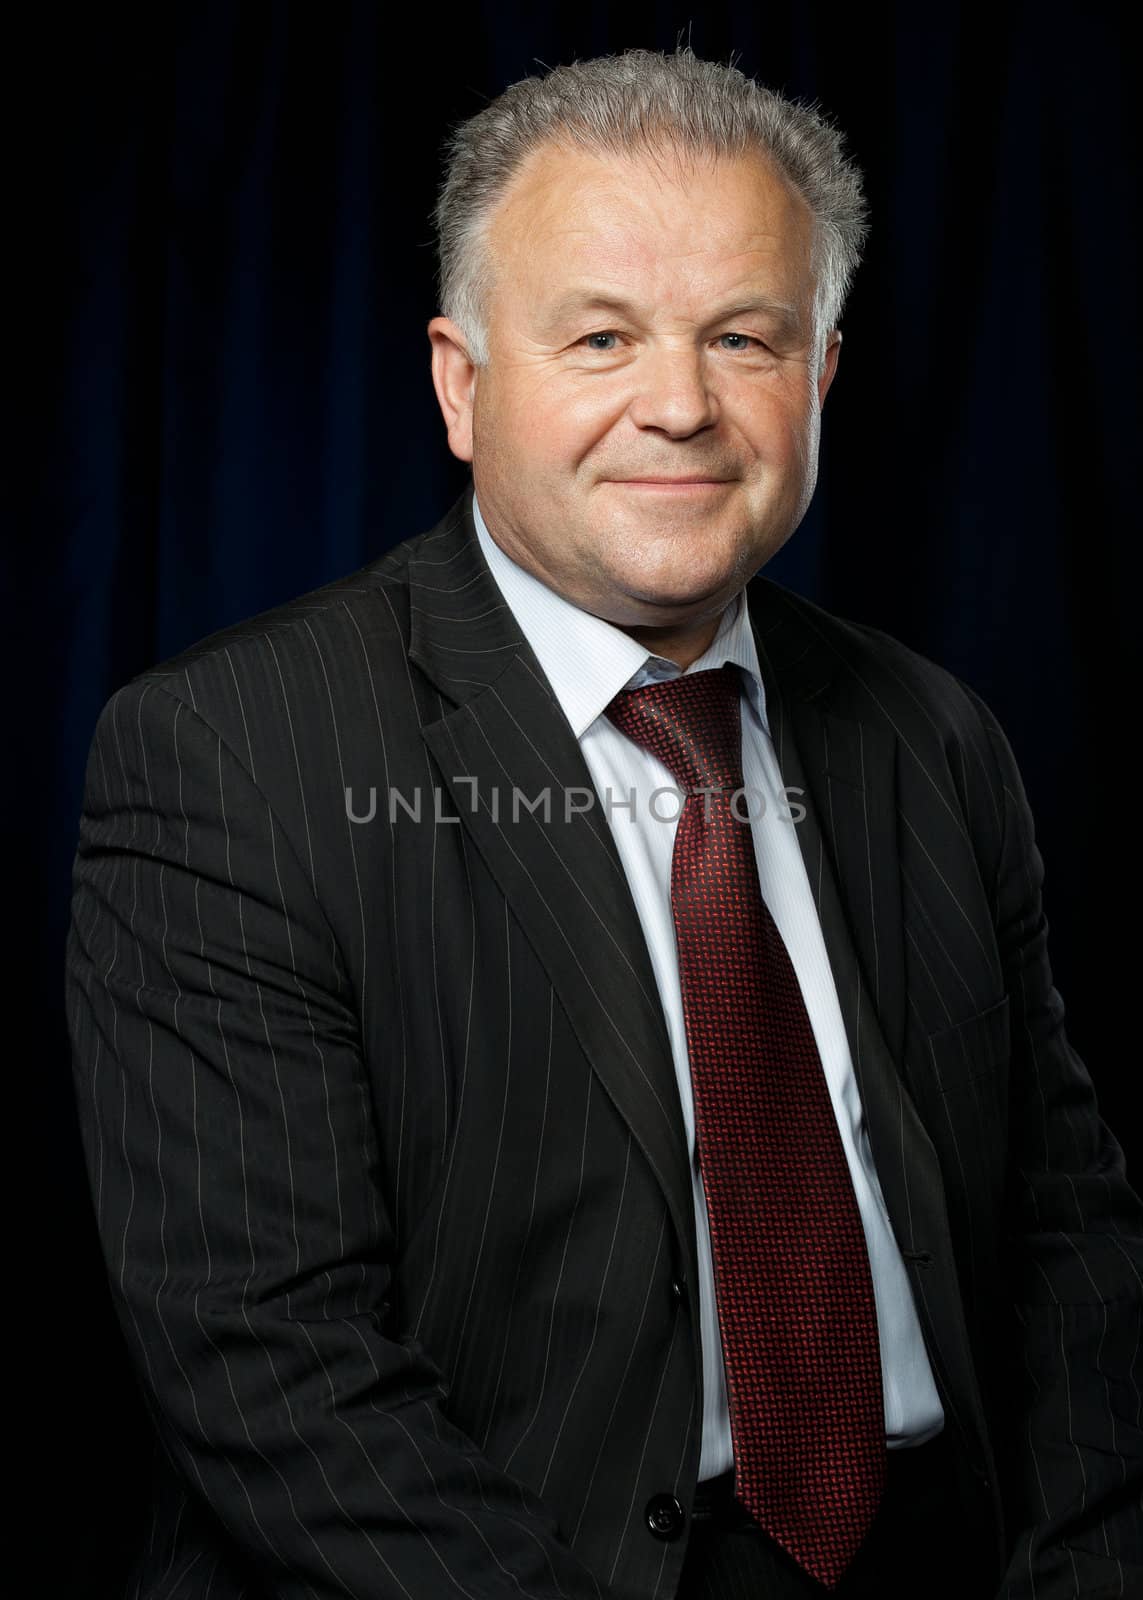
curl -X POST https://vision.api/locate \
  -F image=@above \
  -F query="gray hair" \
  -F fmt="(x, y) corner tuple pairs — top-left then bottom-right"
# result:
(431, 44), (870, 376)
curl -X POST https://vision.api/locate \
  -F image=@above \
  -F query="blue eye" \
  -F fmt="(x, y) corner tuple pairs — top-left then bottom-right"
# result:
(580, 330), (765, 353)
(579, 326), (765, 352)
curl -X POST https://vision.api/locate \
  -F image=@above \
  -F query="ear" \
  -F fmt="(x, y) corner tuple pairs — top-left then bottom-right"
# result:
(817, 330), (842, 409)
(427, 317), (478, 463)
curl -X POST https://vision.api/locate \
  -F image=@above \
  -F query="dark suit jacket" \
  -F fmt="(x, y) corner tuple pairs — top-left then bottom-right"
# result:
(65, 479), (1143, 1599)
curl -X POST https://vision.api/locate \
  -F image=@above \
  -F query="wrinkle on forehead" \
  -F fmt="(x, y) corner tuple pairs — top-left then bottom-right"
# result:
(484, 143), (816, 343)
(491, 140), (811, 257)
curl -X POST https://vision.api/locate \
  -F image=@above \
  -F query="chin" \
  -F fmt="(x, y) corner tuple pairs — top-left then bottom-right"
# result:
(617, 570), (736, 613)
(634, 547), (747, 596)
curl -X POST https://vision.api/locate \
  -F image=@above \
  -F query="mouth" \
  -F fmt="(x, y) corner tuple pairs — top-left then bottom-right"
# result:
(611, 478), (732, 492)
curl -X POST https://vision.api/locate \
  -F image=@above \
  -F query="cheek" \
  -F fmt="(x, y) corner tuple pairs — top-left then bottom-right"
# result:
(554, 386), (625, 456)
(790, 391), (821, 470)
(749, 385), (817, 471)
(500, 385), (583, 467)
(477, 368), (559, 459)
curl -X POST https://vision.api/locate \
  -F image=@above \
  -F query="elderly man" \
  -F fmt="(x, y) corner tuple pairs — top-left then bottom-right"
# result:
(66, 44), (1141, 1600)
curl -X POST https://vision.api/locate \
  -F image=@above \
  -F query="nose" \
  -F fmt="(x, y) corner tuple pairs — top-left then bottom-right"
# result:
(627, 342), (719, 438)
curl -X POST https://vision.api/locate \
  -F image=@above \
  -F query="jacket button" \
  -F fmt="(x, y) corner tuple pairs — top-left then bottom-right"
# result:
(669, 1277), (686, 1306)
(645, 1494), (685, 1540)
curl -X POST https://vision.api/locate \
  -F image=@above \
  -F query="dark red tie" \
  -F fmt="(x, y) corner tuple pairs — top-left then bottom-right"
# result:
(604, 663), (886, 1589)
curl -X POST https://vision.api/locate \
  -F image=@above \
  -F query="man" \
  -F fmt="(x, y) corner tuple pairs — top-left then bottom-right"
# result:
(66, 45), (1141, 1600)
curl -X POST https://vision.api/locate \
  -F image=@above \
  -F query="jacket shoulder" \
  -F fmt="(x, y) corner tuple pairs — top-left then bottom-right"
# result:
(149, 541), (412, 686)
(752, 575), (997, 747)
(750, 576), (1010, 857)
(87, 530), (435, 790)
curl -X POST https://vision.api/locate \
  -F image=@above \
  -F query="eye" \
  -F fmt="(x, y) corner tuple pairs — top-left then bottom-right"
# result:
(718, 332), (767, 352)
(577, 330), (768, 353)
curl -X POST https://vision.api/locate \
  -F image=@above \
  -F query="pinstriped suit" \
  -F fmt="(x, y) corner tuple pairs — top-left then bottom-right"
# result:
(65, 478), (1143, 1599)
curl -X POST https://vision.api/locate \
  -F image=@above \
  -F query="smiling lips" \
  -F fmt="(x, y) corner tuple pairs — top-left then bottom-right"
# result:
(615, 476), (731, 488)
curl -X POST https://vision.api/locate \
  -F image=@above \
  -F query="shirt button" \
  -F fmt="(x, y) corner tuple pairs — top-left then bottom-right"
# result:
(669, 1277), (686, 1306)
(645, 1494), (686, 1540)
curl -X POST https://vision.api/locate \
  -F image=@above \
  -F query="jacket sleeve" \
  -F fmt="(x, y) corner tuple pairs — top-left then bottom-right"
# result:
(64, 676), (609, 1600)
(963, 686), (1143, 1600)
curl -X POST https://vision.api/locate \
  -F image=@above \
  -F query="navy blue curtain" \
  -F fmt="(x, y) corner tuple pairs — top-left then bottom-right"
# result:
(23, 2), (1138, 1587)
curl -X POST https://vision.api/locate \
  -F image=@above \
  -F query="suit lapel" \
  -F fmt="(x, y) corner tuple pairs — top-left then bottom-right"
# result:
(747, 581), (907, 1072)
(407, 482), (699, 1291)
(748, 579), (995, 1476)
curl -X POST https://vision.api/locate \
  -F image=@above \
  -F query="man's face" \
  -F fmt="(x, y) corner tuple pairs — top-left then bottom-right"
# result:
(428, 141), (839, 645)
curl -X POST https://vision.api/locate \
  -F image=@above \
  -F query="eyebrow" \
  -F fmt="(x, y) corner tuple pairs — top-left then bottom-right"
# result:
(538, 289), (805, 341)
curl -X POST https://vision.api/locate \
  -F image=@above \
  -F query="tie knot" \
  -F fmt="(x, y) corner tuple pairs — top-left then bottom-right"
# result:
(603, 663), (745, 793)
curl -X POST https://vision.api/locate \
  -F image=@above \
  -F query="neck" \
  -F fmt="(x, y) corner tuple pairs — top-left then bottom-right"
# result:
(619, 609), (726, 671)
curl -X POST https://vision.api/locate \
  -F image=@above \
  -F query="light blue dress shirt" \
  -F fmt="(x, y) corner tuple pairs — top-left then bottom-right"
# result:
(471, 491), (945, 1477)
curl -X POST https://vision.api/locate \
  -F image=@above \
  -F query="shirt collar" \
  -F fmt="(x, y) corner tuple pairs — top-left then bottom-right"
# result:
(472, 489), (770, 740)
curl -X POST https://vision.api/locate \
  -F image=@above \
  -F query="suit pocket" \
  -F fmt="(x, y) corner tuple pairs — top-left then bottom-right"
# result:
(925, 994), (1011, 1093)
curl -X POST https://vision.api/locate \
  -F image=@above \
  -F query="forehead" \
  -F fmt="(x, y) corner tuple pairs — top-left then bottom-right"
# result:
(484, 140), (815, 306)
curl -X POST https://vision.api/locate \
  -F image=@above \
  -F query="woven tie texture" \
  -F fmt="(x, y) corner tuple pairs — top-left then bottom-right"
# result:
(604, 662), (886, 1589)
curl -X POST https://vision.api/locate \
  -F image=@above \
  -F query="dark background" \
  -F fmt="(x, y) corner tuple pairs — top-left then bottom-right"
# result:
(20, 2), (1138, 1589)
